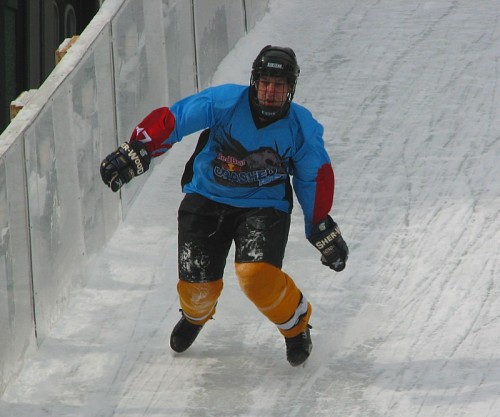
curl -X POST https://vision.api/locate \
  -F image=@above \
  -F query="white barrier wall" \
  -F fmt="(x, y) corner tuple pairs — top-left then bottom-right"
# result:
(193, 0), (246, 89)
(0, 139), (35, 399)
(0, 0), (269, 395)
(113, 0), (198, 213)
(244, 0), (270, 32)
(0, 0), (127, 395)
(24, 23), (120, 342)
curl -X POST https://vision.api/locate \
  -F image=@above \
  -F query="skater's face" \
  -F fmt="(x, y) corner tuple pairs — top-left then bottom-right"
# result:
(256, 76), (290, 109)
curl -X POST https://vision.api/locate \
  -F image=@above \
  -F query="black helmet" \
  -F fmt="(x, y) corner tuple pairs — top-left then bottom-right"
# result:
(250, 45), (300, 120)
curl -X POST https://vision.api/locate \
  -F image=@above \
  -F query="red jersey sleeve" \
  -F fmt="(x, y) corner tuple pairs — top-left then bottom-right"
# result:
(129, 107), (176, 157)
(312, 163), (335, 225)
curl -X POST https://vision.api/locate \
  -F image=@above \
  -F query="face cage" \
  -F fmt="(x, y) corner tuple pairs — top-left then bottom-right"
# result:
(250, 72), (298, 120)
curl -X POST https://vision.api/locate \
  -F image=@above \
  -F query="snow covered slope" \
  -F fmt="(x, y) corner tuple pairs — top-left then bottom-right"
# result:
(1, 0), (499, 415)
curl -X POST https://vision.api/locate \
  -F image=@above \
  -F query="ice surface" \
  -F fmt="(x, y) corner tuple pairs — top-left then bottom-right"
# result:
(1, 0), (500, 415)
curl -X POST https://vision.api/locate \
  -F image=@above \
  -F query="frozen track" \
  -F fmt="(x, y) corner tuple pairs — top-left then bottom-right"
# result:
(1, 0), (500, 416)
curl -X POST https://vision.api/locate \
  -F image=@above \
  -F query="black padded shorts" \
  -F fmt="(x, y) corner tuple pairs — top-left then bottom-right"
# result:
(177, 193), (291, 282)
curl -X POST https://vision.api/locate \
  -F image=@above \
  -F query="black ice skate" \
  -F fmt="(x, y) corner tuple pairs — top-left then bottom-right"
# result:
(170, 312), (204, 353)
(285, 325), (312, 366)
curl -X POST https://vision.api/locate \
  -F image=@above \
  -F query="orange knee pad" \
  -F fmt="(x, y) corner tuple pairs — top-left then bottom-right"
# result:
(235, 262), (311, 338)
(177, 279), (223, 325)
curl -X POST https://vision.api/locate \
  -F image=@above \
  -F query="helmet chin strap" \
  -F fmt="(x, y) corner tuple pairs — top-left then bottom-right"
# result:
(258, 102), (289, 120)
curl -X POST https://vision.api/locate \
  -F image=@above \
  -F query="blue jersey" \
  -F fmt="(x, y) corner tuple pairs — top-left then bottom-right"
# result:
(129, 84), (335, 238)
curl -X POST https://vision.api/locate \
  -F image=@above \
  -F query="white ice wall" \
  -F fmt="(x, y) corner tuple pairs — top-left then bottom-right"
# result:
(0, 0), (269, 396)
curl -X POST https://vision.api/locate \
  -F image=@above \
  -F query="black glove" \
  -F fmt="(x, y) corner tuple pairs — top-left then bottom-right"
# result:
(100, 141), (151, 192)
(308, 216), (349, 272)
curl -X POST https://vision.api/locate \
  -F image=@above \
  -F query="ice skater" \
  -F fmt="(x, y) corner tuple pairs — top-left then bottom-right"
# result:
(100, 45), (348, 366)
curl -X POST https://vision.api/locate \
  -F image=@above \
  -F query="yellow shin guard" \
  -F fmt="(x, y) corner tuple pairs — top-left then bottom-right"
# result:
(177, 279), (223, 325)
(235, 262), (311, 338)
